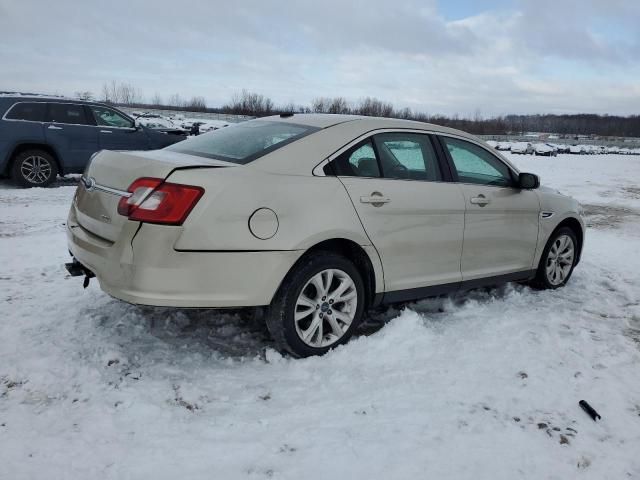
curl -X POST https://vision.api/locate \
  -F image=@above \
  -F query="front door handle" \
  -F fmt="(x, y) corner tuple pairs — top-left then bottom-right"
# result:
(47, 125), (63, 130)
(470, 194), (490, 206)
(100, 130), (113, 134)
(360, 191), (390, 207)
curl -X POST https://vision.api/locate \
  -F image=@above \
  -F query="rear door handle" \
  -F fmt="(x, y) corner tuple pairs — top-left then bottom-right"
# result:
(100, 130), (113, 134)
(470, 194), (490, 206)
(360, 192), (390, 206)
(47, 125), (63, 130)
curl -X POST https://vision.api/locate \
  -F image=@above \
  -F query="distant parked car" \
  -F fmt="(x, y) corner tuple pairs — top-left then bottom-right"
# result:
(495, 142), (511, 151)
(485, 140), (498, 149)
(554, 144), (570, 154)
(0, 95), (186, 187)
(534, 143), (558, 156)
(569, 145), (585, 155)
(510, 142), (534, 155)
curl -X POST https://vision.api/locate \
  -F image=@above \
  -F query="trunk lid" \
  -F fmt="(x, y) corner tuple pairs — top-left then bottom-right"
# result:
(74, 149), (233, 242)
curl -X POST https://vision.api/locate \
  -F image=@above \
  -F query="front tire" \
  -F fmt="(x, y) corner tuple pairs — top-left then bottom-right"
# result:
(531, 227), (578, 289)
(266, 252), (365, 357)
(11, 149), (58, 187)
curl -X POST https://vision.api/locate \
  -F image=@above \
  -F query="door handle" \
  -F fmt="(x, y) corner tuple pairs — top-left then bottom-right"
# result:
(360, 192), (390, 206)
(470, 194), (490, 206)
(47, 125), (63, 130)
(100, 130), (113, 134)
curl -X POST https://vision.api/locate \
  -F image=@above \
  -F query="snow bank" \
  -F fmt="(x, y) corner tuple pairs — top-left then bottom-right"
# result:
(1, 154), (639, 479)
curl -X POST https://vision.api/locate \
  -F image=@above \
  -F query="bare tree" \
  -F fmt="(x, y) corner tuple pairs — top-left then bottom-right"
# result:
(167, 93), (185, 108)
(312, 97), (350, 114)
(223, 90), (274, 116)
(354, 97), (394, 117)
(117, 83), (143, 105)
(186, 96), (207, 111)
(150, 93), (163, 107)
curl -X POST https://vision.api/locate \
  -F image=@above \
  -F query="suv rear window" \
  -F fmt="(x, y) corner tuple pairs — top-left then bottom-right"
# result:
(167, 120), (318, 164)
(4, 102), (46, 122)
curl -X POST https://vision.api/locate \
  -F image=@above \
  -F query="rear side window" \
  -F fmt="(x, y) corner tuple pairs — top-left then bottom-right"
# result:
(328, 140), (381, 177)
(46, 103), (90, 125)
(4, 102), (46, 122)
(167, 120), (318, 164)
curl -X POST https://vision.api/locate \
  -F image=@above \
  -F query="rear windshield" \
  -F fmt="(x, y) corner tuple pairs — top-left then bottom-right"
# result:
(166, 120), (318, 164)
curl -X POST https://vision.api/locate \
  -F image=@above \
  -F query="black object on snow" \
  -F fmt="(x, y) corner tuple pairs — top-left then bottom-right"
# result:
(579, 400), (601, 421)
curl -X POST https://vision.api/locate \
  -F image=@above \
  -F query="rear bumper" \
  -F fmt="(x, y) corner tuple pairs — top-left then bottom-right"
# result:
(67, 209), (304, 308)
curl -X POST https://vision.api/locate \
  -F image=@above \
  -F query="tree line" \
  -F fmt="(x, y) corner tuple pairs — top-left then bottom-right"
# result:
(76, 83), (640, 137)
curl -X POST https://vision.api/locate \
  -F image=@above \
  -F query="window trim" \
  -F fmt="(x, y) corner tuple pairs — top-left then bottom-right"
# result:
(2, 101), (49, 123)
(324, 137), (382, 178)
(45, 102), (94, 127)
(1, 101), (136, 130)
(372, 132), (445, 183)
(315, 128), (454, 183)
(435, 133), (519, 188)
(87, 105), (136, 130)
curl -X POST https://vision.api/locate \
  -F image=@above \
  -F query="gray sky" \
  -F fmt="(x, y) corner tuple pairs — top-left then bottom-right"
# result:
(1, 0), (639, 116)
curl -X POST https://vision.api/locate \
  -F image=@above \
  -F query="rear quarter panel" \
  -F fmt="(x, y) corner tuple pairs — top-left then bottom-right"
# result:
(168, 167), (373, 251)
(0, 102), (46, 172)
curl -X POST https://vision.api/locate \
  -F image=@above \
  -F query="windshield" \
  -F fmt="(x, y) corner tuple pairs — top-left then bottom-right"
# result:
(166, 120), (318, 164)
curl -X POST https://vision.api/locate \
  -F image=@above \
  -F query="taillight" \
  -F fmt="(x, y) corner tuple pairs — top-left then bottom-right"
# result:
(117, 177), (204, 225)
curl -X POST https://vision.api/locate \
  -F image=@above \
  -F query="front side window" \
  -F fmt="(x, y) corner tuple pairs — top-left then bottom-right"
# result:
(441, 137), (514, 187)
(90, 106), (133, 128)
(5, 102), (47, 122)
(374, 133), (442, 181)
(46, 103), (90, 125)
(328, 140), (381, 177)
(167, 120), (318, 164)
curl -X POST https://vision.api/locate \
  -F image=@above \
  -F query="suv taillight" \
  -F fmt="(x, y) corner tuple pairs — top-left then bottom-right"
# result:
(117, 177), (204, 225)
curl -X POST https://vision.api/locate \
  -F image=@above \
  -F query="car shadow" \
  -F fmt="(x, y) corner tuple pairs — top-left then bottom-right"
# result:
(91, 283), (526, 361)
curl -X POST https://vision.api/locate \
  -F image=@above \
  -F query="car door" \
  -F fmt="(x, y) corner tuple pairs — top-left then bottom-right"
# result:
(44, 102), (99, 172)
(329, 132), (465, 297)
(88, 105), (150, 151)
(439, 135), (540, 282)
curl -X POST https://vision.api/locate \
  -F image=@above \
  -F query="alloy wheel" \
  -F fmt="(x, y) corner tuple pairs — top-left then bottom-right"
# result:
(294, 268), (358, 348)
(20, 155), (52, 184)
(545, 234), (575, 286)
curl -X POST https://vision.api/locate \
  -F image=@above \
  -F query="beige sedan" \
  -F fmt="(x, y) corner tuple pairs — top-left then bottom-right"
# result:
(66, 114), (585, 357)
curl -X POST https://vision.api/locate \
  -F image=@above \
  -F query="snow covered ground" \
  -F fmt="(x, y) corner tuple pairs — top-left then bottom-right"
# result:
(1, 154), (639, 479)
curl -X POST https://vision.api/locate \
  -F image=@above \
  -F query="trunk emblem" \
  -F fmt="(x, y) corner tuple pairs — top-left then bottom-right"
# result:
(100, 214), (111, 223)
(82, 176), (96, 192)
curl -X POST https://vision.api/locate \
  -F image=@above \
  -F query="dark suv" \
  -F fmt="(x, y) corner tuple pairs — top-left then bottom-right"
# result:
(0, 94), (186, 187)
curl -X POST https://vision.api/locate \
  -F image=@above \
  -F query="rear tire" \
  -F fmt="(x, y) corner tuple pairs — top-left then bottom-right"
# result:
(531, 227), (578, 289)
(266, 252), (365, 358)
(11, 149), (58, 187)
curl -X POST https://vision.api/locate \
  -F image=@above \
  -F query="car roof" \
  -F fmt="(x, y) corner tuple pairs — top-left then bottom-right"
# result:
(0, 93), (115, 109)
(262, 113), (468, 137)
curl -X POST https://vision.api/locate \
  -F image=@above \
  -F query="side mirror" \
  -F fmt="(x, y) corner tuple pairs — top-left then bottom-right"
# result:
(518, 172), (540, 189)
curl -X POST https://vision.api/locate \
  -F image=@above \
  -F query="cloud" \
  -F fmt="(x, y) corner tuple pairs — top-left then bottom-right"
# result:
(0, 0), (638, 115)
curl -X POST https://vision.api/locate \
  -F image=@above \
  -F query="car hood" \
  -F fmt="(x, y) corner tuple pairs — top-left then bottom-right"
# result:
(142, 126), (186, 148)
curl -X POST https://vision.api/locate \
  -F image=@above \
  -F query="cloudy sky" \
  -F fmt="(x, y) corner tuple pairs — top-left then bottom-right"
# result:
(1, 0), (639, 116)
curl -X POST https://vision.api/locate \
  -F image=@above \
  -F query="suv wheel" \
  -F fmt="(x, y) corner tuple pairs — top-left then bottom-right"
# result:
(11, 149), (58, 187)
(266, 252), (365, 357)
(532, 227), (578, 289)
